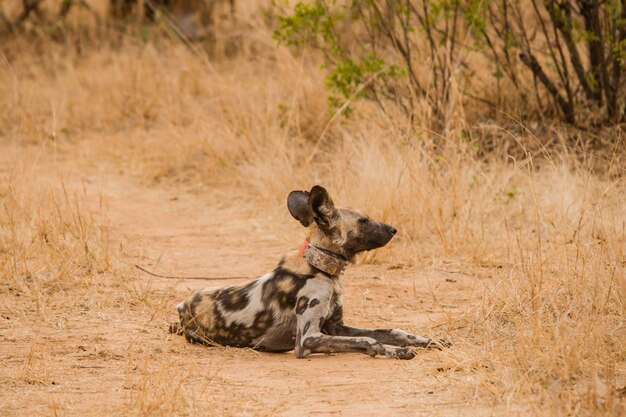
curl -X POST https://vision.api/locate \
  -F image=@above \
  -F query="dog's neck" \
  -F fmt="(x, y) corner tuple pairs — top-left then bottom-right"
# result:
(298, 240), (346, 276)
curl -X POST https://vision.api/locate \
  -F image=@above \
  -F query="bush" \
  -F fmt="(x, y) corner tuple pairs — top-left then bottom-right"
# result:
(275, 0), (626, 128)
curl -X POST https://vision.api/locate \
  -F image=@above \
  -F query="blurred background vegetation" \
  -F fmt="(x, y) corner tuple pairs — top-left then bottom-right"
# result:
(2, 1), (626, 157)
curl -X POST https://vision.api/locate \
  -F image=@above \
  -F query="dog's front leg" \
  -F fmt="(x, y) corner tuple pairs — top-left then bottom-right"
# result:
(323, 323), (450, 349)
(293, 298), (416, 359)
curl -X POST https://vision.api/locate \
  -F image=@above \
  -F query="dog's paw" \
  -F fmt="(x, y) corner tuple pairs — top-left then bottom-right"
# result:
(426, 338), (452, 350)
(391, 348), (416, 360)
(168, 322), (183, 335)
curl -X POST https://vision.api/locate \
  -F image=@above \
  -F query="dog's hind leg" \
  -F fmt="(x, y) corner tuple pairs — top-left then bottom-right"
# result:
(168, 321), (218, 347)
(183, 326), (217, 346)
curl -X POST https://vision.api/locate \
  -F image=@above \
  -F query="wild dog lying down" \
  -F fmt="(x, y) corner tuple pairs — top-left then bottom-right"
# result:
(170, 186), (449, 359)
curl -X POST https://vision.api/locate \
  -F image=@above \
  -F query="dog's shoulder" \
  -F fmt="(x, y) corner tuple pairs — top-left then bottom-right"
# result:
(275, 254), (317, 278)
(255, 255), (318, 310)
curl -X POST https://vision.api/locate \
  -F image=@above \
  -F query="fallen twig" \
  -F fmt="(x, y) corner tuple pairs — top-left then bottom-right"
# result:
(135, 264), (250, 281)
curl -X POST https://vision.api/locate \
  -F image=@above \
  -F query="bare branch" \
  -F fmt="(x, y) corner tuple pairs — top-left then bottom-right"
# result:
(13, 0), (44, 27)
(519, 51), (575, 122)
(545, 0), (599, 102)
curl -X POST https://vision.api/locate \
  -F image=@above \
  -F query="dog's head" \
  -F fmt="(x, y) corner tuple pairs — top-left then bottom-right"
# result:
(287, 185), (397, 260)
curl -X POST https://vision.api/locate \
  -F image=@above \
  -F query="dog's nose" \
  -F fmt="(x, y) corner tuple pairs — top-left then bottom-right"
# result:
(389, 226), (397, 235)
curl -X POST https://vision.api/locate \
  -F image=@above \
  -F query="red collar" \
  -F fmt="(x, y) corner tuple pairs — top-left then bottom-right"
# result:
(298, 240), (309, 257)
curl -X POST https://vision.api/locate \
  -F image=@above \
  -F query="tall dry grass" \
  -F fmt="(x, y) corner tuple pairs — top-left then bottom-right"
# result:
(0, 159), (124, 397)
(1, 0), (625, 415)
(0, 169), (120, 316)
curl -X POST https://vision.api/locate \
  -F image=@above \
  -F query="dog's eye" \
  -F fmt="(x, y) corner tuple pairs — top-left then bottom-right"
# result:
(358, 218), (369, 224)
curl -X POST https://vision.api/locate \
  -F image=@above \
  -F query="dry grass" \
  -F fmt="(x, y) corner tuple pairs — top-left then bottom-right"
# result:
(1, 1), (625, 415)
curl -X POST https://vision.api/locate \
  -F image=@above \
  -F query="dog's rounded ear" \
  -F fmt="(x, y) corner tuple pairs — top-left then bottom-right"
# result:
(287, 190), (313, 227)
(308, 185), (336, 230)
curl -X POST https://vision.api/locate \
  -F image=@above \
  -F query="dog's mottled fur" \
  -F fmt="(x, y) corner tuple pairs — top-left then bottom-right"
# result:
(170, 185), (448, 359)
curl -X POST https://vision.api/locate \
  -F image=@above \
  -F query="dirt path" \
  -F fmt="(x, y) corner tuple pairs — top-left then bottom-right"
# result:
(1, 149), (500, 416)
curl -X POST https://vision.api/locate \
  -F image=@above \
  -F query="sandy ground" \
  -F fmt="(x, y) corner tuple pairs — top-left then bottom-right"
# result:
(0, 148), (510, 416)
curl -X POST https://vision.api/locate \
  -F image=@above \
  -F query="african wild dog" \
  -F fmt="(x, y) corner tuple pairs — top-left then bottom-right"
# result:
(170, 185), (450, 359)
